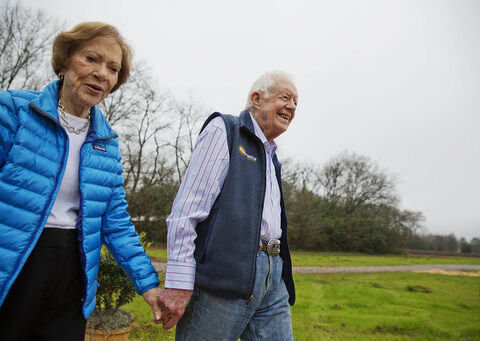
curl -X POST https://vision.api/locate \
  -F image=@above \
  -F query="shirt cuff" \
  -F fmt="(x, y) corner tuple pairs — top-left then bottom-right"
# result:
(164, 260), (196, 290)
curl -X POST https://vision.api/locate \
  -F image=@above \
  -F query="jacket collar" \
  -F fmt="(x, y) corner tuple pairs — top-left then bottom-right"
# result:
(30, 80), (117, 139)
(239, 110), (255, 134)
(240, 110), (282, 170)
(240, 109), (278, 151)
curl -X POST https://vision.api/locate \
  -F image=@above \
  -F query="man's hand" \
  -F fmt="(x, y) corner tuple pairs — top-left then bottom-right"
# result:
(157, 288), (193, 330)
(142, 287), (162, 324)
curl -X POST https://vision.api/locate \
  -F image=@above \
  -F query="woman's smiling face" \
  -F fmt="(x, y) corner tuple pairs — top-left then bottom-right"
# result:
(60, 36), (122, 117)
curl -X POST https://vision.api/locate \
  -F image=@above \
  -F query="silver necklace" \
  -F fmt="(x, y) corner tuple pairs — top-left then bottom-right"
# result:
(57, 99), (90, 134)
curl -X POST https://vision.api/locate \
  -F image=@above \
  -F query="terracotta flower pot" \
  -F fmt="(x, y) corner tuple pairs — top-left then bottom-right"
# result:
(85, 325), (132, 341)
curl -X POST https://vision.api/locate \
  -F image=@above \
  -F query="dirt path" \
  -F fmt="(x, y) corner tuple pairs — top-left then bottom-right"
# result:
(152, 261), (480, 275)
(292, 264), (480, 274)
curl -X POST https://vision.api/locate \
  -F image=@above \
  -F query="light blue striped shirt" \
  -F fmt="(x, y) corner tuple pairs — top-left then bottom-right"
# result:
(165, 112), (282, 290)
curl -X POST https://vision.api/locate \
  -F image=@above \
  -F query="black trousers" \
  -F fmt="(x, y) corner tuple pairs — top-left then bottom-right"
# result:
(0, 228), (86, 341)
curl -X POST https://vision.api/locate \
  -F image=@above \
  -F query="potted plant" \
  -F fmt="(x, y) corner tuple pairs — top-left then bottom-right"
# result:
(85, 232), (151, 341)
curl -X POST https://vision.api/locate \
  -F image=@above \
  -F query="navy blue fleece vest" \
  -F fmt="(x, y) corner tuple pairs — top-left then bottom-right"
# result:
(193, 110), (295, 305)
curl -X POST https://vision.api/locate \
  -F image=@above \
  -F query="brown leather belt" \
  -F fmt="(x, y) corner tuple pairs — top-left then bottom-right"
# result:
(260, 239), (280, 256)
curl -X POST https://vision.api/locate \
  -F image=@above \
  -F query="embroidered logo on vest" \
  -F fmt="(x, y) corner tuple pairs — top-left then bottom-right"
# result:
(238, 145), (257, 162)
(93, 144), (106, 152)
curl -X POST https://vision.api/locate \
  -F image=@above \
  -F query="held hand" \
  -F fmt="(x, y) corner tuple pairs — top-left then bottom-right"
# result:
(157, 288), (193, 330)
(142, 287), (162, 324)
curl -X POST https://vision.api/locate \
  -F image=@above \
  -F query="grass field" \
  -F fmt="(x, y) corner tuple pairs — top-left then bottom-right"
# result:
(147, 246), (480, 266)
(291, 272), (480, 340)
(122, 251), (480, 340)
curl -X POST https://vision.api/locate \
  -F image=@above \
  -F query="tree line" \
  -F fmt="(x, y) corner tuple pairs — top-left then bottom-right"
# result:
(2, 2), (478, 255)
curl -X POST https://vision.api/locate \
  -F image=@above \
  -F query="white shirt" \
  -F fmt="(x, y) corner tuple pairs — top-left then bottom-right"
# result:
(45, 111), (88, 229)
(165, 113), (282, 290)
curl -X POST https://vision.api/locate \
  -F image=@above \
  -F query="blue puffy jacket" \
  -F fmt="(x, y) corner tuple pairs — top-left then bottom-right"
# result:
(0, 81), (159, 318)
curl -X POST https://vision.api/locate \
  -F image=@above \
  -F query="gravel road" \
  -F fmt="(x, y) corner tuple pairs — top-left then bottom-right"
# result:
(292, 264), (480, 274)
(152, 262), (480, 274)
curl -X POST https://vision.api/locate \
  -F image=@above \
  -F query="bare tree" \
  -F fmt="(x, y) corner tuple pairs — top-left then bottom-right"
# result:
(117, 77), (173, 194)
(282, 160), (323, 196)
(0, 2), (61, 91)
(169, 99), (206, 180)
(315, 152), (398, 213)
(100, 62), (208, 190)
(98, 62), (176, 194)
(398, 209), (425, 236)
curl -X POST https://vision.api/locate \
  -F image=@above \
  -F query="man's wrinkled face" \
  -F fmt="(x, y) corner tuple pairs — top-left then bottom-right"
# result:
(251, 77), (298, 141)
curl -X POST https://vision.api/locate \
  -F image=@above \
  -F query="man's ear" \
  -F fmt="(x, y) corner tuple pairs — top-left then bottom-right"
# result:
(251, 91), (263, 110)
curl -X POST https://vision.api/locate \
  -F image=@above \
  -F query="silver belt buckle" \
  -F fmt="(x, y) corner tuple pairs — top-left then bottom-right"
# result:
(267, 239), (280, 256)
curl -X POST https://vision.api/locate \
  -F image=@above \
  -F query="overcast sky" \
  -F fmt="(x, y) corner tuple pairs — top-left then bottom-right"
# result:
(17, 0), (480, 240)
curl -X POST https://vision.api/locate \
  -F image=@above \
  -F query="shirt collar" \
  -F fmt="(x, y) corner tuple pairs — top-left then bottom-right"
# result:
(248, 111), (277, 154)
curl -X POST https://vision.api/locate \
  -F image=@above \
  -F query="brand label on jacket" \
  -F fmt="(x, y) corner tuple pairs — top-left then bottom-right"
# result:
(93, 144), (106, 152)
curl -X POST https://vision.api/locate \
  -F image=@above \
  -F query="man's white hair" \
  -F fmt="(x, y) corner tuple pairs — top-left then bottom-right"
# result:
(245, 70), (295, 112)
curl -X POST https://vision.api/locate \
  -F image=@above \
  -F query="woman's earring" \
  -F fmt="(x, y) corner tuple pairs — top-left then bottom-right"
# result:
(58, 73), (64, 84)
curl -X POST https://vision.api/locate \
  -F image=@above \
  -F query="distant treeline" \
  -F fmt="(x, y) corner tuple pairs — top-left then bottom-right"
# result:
(405, 234), (480, 255)
(132, 152), (479, 255)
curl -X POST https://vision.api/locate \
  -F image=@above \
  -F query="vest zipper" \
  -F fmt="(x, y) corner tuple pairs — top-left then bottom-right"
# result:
(242, 126), (267, 302)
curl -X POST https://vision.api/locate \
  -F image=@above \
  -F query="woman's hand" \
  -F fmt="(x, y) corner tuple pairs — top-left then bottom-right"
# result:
(142, 287), (162, 324)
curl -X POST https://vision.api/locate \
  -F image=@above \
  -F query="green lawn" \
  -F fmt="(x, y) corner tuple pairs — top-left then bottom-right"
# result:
(292, 272), (480, 340)
(146, 247), (167, 262)
(147, 247), (480, 266)
(124, 270), (480, 340)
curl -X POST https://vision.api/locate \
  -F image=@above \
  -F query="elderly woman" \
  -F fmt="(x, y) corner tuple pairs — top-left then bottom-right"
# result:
(0, 22), (160, 340)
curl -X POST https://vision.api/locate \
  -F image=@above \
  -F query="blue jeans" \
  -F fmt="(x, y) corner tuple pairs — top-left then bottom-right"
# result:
(176, 251), (293, 341)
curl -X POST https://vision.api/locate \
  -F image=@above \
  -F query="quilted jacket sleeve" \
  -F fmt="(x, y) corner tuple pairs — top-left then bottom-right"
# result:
(102, 171), (160, 295)
(0, 92), (19, 168)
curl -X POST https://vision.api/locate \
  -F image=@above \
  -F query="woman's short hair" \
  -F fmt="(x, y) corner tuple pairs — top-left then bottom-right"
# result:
(245, 70), (295, 112)
(52, 22), (132, 93)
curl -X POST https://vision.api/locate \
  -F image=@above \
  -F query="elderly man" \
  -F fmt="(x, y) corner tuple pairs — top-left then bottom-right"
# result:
(158, 71), (298, 340)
